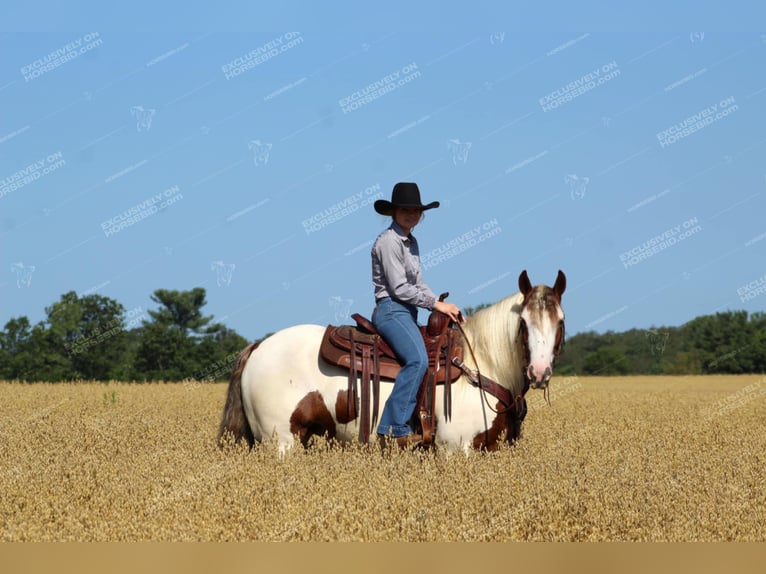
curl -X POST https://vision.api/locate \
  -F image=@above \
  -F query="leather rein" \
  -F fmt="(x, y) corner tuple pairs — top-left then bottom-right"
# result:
(452, 320), (528, 417)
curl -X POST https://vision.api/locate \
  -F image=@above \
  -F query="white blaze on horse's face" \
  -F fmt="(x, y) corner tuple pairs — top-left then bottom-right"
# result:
(518, 270), (566, 389)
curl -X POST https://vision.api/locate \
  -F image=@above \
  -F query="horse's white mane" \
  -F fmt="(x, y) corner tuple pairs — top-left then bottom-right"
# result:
(461, 292), (525, 390)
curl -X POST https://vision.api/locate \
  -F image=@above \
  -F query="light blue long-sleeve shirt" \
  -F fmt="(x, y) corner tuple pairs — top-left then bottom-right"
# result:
(372, 222), (437, 310)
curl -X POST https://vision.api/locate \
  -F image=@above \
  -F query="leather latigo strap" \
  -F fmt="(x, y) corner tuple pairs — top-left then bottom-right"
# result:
(372, 339), (380, 432)
(348, 330), (358, 421)
(451, 357), (524, 412)
(444, 327), (454, 421)
(359, 345), (372, 443)
(419, 371), (435, 445)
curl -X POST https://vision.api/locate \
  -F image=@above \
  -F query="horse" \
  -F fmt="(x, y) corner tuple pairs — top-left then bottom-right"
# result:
(218, 269), (566, 452)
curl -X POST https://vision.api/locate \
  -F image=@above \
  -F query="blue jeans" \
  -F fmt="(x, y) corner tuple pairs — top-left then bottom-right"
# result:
(372, 298), (428, 437)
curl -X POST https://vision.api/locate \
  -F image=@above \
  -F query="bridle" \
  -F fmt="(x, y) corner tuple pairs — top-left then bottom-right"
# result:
(453, 306), (566, 445)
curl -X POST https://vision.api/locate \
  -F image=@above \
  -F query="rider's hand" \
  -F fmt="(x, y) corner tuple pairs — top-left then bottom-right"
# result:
(434, 300), (464, 323)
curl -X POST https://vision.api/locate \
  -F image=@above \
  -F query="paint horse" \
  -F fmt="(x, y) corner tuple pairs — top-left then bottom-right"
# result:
(218, 270), (566, 452)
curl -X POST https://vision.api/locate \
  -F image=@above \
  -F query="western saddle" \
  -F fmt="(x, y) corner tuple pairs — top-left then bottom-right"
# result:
(319, 293), (520, 447)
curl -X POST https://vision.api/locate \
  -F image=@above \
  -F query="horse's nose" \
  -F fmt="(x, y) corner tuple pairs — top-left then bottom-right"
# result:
(527, 365), (552, 389)
(539, 366), (552, 388)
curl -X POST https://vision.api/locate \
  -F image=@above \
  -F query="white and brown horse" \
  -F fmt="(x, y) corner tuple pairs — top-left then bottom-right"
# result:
(219, 270), (566, 452)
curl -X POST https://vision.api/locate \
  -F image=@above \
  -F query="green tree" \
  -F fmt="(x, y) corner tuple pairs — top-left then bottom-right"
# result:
(1, 292), (131, 381)
(555, 331), (606, 375)
(133, 287), (244, 381)
(0, 316), (35, 379)
(146, 288), (217, 336)
(1, 313), (72, 381)
(664, 350), (705, 375)
(192, 327), (250, 381)
(25, 322), (73, 380)
(133, 321), (194, 380)
(45, 291), (128, 380)
(748, 312), (766, 373)
(582, 347), (630, 375)
(682, 311), (754, 374)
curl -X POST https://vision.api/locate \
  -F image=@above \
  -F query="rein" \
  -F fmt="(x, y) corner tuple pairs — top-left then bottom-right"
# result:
(454, 321), (529, 415)
(453, 320), (530, 446)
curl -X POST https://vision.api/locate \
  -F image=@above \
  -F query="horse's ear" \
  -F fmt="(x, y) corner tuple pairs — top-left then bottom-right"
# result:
(518, 270), (532, 296)
(553, 270), (566, 298)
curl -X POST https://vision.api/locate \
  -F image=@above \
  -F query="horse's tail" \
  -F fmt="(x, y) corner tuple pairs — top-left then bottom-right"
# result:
(217, 342), (260, 448)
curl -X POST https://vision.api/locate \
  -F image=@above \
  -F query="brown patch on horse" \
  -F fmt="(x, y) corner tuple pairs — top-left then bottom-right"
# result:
(472, 399), (526, 452)
(289, 391), (337, 447)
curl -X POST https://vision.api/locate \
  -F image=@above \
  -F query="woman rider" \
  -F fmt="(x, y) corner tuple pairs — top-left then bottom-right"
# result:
(372, 182), (463, 447)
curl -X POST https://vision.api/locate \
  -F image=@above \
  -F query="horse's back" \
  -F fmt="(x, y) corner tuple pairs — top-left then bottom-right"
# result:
(251, 323), (325, 364)
(242, 323), (328, 392)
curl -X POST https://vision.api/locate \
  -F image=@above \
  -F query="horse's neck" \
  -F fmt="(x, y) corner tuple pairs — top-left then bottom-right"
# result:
(461, 294), (523, 387)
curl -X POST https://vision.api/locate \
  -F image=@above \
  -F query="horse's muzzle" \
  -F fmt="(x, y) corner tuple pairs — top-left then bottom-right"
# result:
(527, 365), (552, 389)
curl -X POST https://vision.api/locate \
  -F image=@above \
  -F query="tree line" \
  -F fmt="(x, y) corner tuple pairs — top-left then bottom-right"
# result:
(0, 288), (250, 382)
(1, 293), (764, 382)
(553, 310), (766, 376)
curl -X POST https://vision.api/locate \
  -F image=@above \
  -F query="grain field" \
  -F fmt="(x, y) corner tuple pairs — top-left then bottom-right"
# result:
(1, 376), (764, 541)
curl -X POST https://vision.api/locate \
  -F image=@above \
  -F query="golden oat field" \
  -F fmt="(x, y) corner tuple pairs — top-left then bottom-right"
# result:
(1, 375), (764, 541)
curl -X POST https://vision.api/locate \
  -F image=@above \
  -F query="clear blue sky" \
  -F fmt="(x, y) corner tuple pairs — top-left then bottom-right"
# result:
(2, 1), (765, 342)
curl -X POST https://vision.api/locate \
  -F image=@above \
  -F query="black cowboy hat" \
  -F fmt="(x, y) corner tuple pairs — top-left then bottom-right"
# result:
(374, 182), (440, 216)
